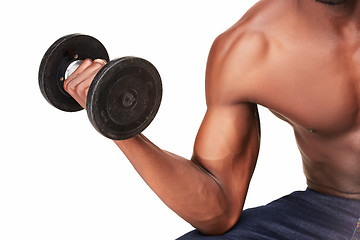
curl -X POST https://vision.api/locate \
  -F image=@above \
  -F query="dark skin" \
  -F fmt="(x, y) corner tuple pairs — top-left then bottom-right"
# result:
(316, 0), (348, 5)
(63, 0), (360, 235)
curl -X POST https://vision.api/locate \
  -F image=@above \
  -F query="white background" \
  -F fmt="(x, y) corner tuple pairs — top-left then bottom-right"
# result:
(0, 1), (306, 239)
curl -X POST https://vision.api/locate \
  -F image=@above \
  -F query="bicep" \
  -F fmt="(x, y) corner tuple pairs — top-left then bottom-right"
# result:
(192, 102), (261, 219)
(193, 103), (260, 183)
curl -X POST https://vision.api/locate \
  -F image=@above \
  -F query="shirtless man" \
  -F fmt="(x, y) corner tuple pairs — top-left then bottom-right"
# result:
(63, 0), (360, 238)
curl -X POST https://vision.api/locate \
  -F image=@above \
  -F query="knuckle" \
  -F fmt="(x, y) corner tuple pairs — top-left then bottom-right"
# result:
(82, 87), (89, 97)
(67, 83), (77, 92)
(94, 58), (106, 64)
(64, 76), (76, 91)
(75, 85), (84, 94)
(93, 62), (104, 68)
(83, 58), (93, 65)
(93, 59), (107, 67)
(68, 80), (80, 91)
(76, 83), (88, 96)
(63, 81), (70, 92)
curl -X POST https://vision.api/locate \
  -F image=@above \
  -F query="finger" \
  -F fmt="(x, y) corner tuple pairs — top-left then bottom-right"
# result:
(64, 61), (106, 108)
(71, 71), (99, 109)
(64, 60), (104, 92)
(64, 59), (93, 90)
(68, 58), (93, 79)
(76, 67), (100, 90)
(67, 58), (106, 81)
(93, 59), (107, 65)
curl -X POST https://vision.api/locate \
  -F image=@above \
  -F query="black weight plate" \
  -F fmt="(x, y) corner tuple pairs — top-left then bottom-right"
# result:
(39, 34), (110, 112)
(87, 57), (162, 140)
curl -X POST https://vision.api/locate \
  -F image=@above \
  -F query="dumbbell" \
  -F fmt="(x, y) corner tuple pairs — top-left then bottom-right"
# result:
(39, 34), (162, 140)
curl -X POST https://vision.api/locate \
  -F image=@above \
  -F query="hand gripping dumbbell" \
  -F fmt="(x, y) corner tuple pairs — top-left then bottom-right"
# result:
(39, 34), (162, 140)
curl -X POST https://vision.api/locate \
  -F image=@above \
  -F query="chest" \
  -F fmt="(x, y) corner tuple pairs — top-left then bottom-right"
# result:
(253, 44), (360, 135)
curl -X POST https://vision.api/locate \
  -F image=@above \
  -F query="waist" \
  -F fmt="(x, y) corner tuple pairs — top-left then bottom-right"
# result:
(306, 179), (360, 201)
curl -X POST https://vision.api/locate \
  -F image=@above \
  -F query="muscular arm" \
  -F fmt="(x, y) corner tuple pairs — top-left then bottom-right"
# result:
(116, 103), (260, 234)
(64, 31), (263, 235)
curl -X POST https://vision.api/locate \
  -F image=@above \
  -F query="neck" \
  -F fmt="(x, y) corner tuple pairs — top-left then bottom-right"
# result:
(315, 0), (349, 6)
(297, 0), (360, 33)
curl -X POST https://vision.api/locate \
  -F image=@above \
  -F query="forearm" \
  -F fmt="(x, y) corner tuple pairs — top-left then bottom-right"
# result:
(114, 134), (234, 235)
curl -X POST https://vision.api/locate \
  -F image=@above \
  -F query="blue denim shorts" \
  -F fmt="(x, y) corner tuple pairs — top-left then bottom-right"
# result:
(177, 188), (360, 240)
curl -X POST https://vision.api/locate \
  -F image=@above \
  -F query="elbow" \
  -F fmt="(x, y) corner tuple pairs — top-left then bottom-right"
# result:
(195, 211), (241, 236)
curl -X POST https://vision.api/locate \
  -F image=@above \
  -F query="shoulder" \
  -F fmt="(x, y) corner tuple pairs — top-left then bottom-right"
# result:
(205, 0), (295, 106)
(205, 27), (270, 106)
